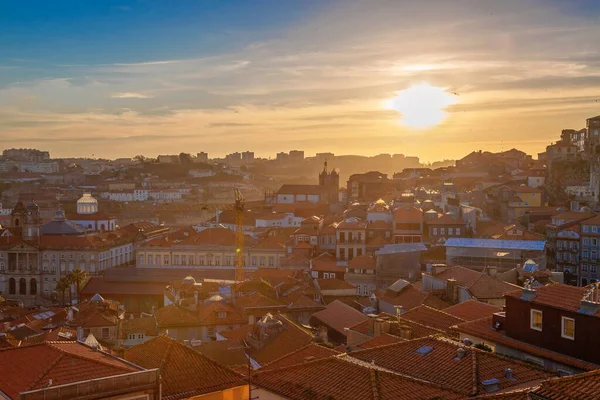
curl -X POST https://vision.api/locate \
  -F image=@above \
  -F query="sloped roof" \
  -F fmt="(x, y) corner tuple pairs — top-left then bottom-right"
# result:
(444, 299), (502, 321)
(311, 300), (368, 336)
(124, 336), (245, 399)
(399, 305), (464, 334)
(261, 343), (340, 371)
(348, 253), (376, 269)
(315, 278), (356, 291)
(530, 368), (600, 399)
(431, 266), (520, 300)
(252, 355), (462, 400)
(0, 342), (140, 399)
(504, 283), (599, 316)
(375, 284), (450, 311)
(349, 336), (553, 396)
(359, 333), (406, 349)
(393, 206), (423, 223)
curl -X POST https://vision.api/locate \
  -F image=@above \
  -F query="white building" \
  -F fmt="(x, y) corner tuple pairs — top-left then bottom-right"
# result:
(189, 169), (216, 178)
(70, 193), (117, 232)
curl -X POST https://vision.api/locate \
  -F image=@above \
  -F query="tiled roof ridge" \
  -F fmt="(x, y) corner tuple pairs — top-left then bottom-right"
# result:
(27, 347), (66, 391)
(407, 304), (466, 323)
(46, 341), (138, 372)
(339, 353), (465, 396)
(395, 318), (447, 336)
(435, 334), (551, 373)
(260, 342), (337, 369)
(369, 368), (380, 400)
(471, 345), (479, 396)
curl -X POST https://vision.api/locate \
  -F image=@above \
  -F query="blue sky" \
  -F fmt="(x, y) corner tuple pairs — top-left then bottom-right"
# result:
(1, 0), (600, 160)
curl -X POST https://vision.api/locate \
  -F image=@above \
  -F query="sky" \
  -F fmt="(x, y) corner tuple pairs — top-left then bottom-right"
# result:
(2, 0), (600, 162)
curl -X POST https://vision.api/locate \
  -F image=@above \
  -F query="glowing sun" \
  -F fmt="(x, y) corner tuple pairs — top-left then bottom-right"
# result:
(385, 83), (457, 128)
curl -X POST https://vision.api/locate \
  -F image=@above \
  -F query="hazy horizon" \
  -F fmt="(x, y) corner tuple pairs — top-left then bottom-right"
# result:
(3, 0), (600, 162)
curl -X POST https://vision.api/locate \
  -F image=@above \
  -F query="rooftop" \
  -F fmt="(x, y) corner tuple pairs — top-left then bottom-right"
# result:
(444, 299), (503, 321)
(311, 300), (368, 337)
(124, 335), (245, 399)
(444, 238), (546, 251)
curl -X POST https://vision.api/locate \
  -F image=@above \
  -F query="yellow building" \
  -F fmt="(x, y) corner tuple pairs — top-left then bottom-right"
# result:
(508, 186), (543, 221)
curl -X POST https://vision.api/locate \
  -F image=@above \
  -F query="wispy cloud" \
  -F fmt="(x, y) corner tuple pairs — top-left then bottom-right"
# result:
(3, 0), (600, 161)
(111, 92), (153, 99)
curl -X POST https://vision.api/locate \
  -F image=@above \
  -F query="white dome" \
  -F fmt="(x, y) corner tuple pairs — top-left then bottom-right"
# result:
(77, 193), (98, 215)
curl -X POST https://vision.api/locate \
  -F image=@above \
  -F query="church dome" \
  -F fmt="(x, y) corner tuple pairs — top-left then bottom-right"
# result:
(77, 193), (98, 215)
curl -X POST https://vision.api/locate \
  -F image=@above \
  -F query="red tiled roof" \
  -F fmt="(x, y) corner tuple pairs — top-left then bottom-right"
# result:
(0, 342), (140, 399)
(124, 336), (245, 399)
(348, 253), (376, 269)
(349, 336), (554, 396)
(315, 278), (356, 291)
(359, 333), (406, 349)
(311, 260), (346, 273)
(431, 266), (521, 300)
(336, 220), (367, 230)
(530, 368), (600, 399)
(444, 299), (502, 321)
(311, 300), (368, 337)
(261, 343), (340, 370)
(399, 305), (464, 334)
(252, 356), (462, 400)
(504, 283), (596, 315)
(454, 316), (599, 372)
(194, 339), (248, 367)
(252, 234), (287, 250)
(376, 284), (450, 311)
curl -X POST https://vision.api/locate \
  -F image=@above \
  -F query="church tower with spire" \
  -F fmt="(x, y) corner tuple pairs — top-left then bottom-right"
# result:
(319, 161), (339, 203)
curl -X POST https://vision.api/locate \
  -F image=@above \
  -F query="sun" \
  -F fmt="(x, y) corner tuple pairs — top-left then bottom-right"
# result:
(384, 83), (457, 129)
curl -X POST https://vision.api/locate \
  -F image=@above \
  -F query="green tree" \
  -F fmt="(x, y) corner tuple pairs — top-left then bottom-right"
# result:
(56, 276), (70, 305)
(69, 268), (87, 304)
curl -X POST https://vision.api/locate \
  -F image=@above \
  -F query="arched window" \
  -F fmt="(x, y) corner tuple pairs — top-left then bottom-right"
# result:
(19, 278), (26, 295)
(100, 223), (106, 231)
(30, 279), (37, 295)
(9, 278), (15, 295)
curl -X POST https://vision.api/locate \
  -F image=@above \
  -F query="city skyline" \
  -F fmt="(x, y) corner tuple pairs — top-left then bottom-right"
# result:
(2, 0), (600, 161)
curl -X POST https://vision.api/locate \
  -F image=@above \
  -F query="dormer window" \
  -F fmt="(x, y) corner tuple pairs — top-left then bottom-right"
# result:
(561, 317), (575, 340)
(218, 311), (227, 319)
(530, 309), (543, 331)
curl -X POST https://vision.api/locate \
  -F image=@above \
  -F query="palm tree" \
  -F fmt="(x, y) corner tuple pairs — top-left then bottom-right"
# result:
(55, 277), (69, 306)
(69, 268), (87, 304)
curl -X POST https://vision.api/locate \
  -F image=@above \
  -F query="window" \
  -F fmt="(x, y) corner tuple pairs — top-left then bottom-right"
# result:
(455, 228), (461, 236)
(584, 225), (590, 233)
(138, 333), (145, 339)
(252, 256), (257, 266)
(583, 264), (589, 272)
(83, 328), (91, 338)
(329, 273), (336, 279)
(128, 334), (136, 340)
(592, 265), (598, 274)
(433, 228), (438, 235)
(561, 317), (575, 340)
(218, 311), (227, 318)
(268, 256), (274, 266)
(530, 309), (543, 331)
(173, 255), (179, 265)
(189, 255), (194, 265)
(259, 256), (265, 266)
(155, 255), (160, 265)
(584, 238), (590, 246)
(199, 256), (204, 266)
(208, 327), (216, 337)
(593, 238), (598, 246)
(101, 327), (110, 339)
(440, 228), (446, 235)
(583, 251), (589, 260)
(448, 228), (453, 236)
(594, 226), (598, 234)
(323, 273), (329, 279)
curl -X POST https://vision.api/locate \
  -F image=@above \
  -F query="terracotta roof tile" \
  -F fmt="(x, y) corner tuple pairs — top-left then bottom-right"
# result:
(125, 336), (245, 399)
(359, 333), (406, 349)
(393, 206), (423, 223)
(444, 300), (502, 321)
(311, 300), (368, 337)
(399, 305), (465, 334)
(376, 284), (450, 311)
(530, 368), (600, 399)
(0, 342), (139, 399)
(348, 253), (376, 269)
(261, 343), (340, 370)
(349, 336), (554, 396)
(427, 214), (466, 226)
(431, 266), (520, 300)
(253, 356), (462, 400)
(504, 283), (596, 315)
(315, 278), (356, 291)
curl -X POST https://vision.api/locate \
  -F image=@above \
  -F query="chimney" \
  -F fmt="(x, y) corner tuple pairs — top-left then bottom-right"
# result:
(445, 278), (457, 304)
(374, 318), (384, 337)
(505, 368), (516, 381)
(194, 291), (199, 305)
(67, 308), (74, 322)
(394, 305), (405, 318)
(455, 348), (466, 360)
(487, 265), (497, 278)
(398, 325), (413, 340)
